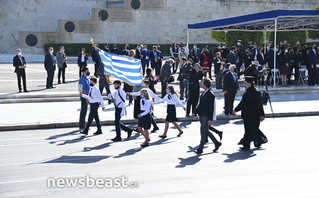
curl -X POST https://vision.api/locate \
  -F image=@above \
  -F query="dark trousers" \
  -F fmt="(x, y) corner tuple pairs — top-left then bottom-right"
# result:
(79, 97), (88, 129)
(161, 80), (168, 98)
(208, 62), (212, 79)
(46, 70), (54, 88)
(123, 83), (133, 103)
(58, 67), (65, 83)
(16, 70), (27, 91)
(209, 125), (221, 134)
(142, 61), (149, 76)
(115, 107), (131, 138)
(151, 116), (158, 128)
(85, 103), (101, 130)
(179, 79), (185, 100)
(134, 96), (141, 119)
(240, 118), (260, 147)
(224, 92), (235, 115)
(186, 86), (199, 116)
(215, 72), (223, 89)
(99, 82), (111, 95)
(94, 63), (99, 77)
(199, 116), (218, 149)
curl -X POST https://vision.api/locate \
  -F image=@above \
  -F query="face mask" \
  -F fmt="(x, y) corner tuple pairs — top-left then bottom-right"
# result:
(86, 72), (90, 76)
(50, 50), (54, 54)
(63, 49), (65, 52)
(167, 90), (170, 94)
(141, 95), (145, 98)
(169, 63), (172, 67)
(115, 86), (120, 90)
(18, 52), (22, 56)
(89, 83), (94, 86)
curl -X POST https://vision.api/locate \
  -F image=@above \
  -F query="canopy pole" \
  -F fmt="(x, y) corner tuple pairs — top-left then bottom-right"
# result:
(273, 18), (278, 87)
(264, 30), (267, 54)
(186, 29), (190, 56)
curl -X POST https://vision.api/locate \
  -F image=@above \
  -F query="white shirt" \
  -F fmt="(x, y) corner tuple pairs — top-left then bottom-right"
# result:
(155, 93), (184, 107)
(81, 54), (85, 62)
(140, 99), (152, 117)
(107, 89), (126, 116)
(81, 86), (105, 108)
(130, 88), (160, 101)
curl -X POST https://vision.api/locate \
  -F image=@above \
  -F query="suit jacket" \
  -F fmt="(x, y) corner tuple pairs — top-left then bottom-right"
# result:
(194, 89), (215, 120)
(141, 49), (150, 63)
(257, 52), (266, 65)
(149, 50), (159, 67)
(226, 52), (237, 64)
(56, 51), (66, 68)
(13, 55), (26, 73)
(77, 53), (88, 67)
(135, 48), (141, 59)
(235, 86), (265, 119)
(213, 57), (223, 74)
(308, 49), (318, 66)
(122, 49), (130, 56)
(223, 71), (239, 94)
(159, 61), (171, 80)
(44, 53), (56, 71)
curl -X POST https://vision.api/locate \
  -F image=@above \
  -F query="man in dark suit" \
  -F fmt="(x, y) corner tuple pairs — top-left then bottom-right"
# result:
(149, 46), (160, 76)
(206, 45), (213, 79)
(233, 77), (267, 150)
(13, 49), (28, 92)
(111, 44), (119, 54)
(308, 44), (318, 85)
(226, 46), (237, 65)
(44, 47), (56, 89)
(135, 44), (142, 60)
(122, 44), (130, 56)
(91, 45), (100, 77)
(223, 65), (239, 116)
(141, 45), (150, 76)
(193, 77), (222, 154)
(77, 48), (89, 78)
(159, 59), (174, 98)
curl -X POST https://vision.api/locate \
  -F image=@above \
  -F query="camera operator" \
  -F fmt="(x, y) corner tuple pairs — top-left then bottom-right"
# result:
(244, 61), (268, 86)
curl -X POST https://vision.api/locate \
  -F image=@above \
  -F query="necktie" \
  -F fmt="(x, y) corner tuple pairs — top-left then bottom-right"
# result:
(89, 88), (92, 97)
(142, 99), (145, 105)
(168, 94), (172, 100)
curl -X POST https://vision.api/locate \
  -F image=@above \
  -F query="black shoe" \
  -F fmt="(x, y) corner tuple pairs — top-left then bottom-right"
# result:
(177, 131), (183, 137)
(80, 129), (88, 135)
(240, 146), (250, 150)
(24, 90), (29, 92)
(58, 81), (61, 84)
(111, 137), (122, 142)
(159, 135), (167, 139)
(151, 127), (159, 133)
(205, 138), (209, 143)
(217, 131), (223, 140)
(51, 86), (56, 89)
(254, 141), (262, 148)
(186, 114), (191, 117)
(93, 130), (102, 135)
(46, 87), (51, 89)
(62, 81), (66, 83)
(141, 142), (149, 147)
(213, 142), (222, 152)
(19, 90), (22, 93)
(195, 148), (203, 154)
(79, 126), (85, 130)
(127, 129), (133, 139)
(133, 128), (139, 132)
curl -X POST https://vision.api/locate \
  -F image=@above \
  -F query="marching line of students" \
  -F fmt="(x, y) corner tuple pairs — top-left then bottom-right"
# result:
(78, 70), (266, 153)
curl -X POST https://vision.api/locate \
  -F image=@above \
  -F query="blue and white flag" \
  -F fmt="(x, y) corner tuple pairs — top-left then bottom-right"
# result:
(97, 48), (143, 85)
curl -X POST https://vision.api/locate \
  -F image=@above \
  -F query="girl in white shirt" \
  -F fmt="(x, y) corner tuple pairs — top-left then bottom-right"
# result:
(155, 85), (185, 138)
(138, 89), (152, 147)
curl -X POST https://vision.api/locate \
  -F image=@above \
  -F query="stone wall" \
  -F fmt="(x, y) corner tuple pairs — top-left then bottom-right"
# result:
(0, 0), (318, 54)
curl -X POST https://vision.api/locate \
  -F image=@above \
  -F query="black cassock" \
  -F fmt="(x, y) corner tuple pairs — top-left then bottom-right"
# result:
(235, 86), (268, 147)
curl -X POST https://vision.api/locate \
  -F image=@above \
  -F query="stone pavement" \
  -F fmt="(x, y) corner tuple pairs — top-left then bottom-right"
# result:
(0, 116), (319, 197)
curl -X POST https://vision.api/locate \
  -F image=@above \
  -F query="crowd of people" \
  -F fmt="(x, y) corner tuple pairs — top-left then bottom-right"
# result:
(12, 39), (319, 153)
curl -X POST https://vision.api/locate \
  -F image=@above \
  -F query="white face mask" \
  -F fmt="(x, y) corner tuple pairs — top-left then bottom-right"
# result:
(18, 52), (22, 56)
(50, 50), (54, 54)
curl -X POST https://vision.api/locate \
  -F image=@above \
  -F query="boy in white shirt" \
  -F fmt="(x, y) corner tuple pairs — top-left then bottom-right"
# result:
(81, 77), (105, 135)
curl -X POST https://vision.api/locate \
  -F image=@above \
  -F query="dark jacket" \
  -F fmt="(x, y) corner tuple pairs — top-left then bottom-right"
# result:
(13, 55), (26, 73)
(77, 53), (88, 67)
(308, 49), (318, 66)
(91, 49), (100, 64)
(189, 67), (204, 90)
(257, 52), (266, 65)
(226, 51), (237, 64)
(149, 50), (159, 67)
(235, 86), (265, 119)
(194, 89), (215, 120)
(44, 53), (56, 71)
(159, 61), (171, 80)
(223, 71), (239, 94)
(179, 63), (191, 81)
(213, 57), (223, 74)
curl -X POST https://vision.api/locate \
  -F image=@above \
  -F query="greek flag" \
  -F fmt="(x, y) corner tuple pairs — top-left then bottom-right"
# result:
(97, 48), (143, 85)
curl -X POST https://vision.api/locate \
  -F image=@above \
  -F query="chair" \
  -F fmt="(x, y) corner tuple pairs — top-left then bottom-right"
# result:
(271, 69), (281, 85)
(298, 68), (307, 84)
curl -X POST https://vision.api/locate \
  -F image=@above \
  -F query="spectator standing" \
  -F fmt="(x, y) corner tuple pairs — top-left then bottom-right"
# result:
(13, 48), (28, 92)
(56, 46), (67, 84)
(44, 47), (56, 89)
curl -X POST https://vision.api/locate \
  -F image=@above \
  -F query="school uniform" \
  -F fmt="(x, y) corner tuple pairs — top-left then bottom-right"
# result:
(155, 93), (184, 122)
(131, 88), (160, 130)
(138, 99), (152, 129)
(81, 85), (105, 134)
(107, 89), (133, 140)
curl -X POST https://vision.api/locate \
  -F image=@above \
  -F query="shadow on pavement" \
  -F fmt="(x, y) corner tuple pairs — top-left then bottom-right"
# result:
(42, 155), (110, 164)
(176, 155), (202, 168)
(232, 120), (244, 125)
(179, 121), (192, 129)
(222, 148), (261, 163)
(56, 135), (89, 146)
(46, 130), (79, 140)
(114, 147), (143, 158)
